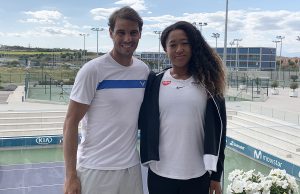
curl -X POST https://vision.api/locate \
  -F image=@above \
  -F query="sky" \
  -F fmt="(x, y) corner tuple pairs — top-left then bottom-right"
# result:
(0, 0), (300, 57)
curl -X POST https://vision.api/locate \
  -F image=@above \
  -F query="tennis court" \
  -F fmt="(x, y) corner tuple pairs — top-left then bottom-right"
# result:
(0, 146), (149, 194)
(0, 161), (64, 194)
(1, 146), (288, 194)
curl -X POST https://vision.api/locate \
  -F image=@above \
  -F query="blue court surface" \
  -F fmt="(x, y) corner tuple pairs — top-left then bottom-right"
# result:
(0, 162), (149, 194)
(0, 162), (64, 194)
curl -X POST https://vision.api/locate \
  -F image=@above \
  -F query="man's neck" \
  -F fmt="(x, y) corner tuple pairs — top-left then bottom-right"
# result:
(110, 50), (133, 67)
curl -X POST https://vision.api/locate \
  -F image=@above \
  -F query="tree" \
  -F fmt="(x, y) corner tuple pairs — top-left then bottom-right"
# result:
(240, 76), (246, 85)
(290, 75), (298, 82)
(288, 60), (296, 70)
(0, 74), (3, 89)
(290, 82), (298, 92)
(271, 80), (279, 89)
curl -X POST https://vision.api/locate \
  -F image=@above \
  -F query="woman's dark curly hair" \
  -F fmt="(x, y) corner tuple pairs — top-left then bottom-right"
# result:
(161, 21), (226, 96)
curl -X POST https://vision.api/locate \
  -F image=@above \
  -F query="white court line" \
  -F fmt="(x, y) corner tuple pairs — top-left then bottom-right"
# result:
(0, 165), (64, 172)
(0, 161), (63, 168)
(0, 183), (63, 191)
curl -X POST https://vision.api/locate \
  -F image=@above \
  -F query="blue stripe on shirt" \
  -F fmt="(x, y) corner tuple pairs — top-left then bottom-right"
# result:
(96, 80), (147, 90)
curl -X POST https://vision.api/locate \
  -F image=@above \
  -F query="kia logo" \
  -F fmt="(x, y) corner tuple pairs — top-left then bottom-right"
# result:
(36, 136), (53, 145)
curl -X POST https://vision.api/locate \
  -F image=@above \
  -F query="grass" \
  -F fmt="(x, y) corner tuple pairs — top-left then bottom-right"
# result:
(0, 67), (77, 84)
(0, 51), (74, 55)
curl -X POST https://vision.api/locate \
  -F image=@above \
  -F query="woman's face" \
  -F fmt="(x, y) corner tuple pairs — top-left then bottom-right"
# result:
(165, 29), (192, 69)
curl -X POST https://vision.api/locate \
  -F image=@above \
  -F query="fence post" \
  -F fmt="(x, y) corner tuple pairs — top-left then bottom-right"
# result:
(50, 77), (52, 101)
(272, 109), (274, 118)
(44, 74), (47, 94)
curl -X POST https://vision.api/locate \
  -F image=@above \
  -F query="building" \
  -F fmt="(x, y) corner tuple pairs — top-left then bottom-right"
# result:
(217, 47), (276, 71)
(138, 52), (170, 71)
(139, 47), (277, 71)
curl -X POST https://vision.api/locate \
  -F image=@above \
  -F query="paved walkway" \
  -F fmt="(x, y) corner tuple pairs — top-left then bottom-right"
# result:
(1, 86), (300, 117)
(227, 87), (300, 114)
(0, 86), (67, 112)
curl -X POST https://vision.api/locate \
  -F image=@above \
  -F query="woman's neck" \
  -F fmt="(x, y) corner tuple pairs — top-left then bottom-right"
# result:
(170, 67), (190, 80)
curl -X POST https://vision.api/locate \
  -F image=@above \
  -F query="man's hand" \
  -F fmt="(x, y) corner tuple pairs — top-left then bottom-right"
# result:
(210, 180), (222, 194)
(64, 175), (81, 194)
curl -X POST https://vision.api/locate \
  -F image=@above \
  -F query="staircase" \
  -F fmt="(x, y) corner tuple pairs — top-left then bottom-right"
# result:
(0, 111), (66, 137)
(227, 110), (300, 166)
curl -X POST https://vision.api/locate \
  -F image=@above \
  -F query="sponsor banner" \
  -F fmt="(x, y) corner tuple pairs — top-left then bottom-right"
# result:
(293, 164), (300, 180)
(0, 135), (63, 147)
(0, 135), (82, 147)
(226, 136), (300, 181)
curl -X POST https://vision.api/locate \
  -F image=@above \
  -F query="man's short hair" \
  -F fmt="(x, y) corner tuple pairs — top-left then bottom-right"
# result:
(108, 6), (143, 32)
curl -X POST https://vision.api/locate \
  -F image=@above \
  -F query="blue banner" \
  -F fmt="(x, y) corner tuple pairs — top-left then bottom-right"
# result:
(0, 135), (63, 147)
(226, 136), (300, 181)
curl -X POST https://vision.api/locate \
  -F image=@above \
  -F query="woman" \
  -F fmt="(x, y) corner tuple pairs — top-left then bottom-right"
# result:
(139, 21), (227, 194)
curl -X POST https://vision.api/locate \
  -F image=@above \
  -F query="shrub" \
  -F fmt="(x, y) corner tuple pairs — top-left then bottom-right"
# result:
(290, 75), (298, 82)
(290, 82), (298, 91)
(271, 80), (279, 89)
(240, 76), (247, 84)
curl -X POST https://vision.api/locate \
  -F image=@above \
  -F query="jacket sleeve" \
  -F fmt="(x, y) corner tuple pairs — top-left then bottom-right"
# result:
(138, 71), (161, 164)
(210, 97), (227, 181)
(138, 71), (156, 130)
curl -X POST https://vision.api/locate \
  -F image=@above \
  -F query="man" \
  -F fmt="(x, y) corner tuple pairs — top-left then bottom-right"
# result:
(63, 6), (149, 194)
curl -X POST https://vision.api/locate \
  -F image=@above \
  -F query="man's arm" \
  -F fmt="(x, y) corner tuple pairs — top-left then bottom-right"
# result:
(63, 100), (89, 194)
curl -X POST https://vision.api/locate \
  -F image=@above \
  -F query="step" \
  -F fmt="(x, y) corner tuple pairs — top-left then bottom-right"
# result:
(227, 131), (300, 166)
(0, 128), (63, 137)
(227, 110), (237, 116)
(0, 111), (66, 118)
(231, 116), (262, 127)
(0, 122), (63, 130)
(230, 115), (300, 139)
(237, 111), (300, 128)
(0, 116), (65, 124)
(230, 121), (300, 149)
(231, 127), (300, 154)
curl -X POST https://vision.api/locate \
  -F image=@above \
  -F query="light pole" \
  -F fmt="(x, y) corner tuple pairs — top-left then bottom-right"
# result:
(212, 33), (220, 49)
(79, 33), (89, 63)
(91, 27), (104, 56)
(199, 22), (208, 32)
(276, 35), (285, 80)
(154, 30), (162, 71)
(233, 38), (242, 71)
(272, 40), (280, 55)
(272, 40), (280, 73)
(229, 41), (235, 71)
(192, 22), (208, 32)
(223, 0), (229, 68)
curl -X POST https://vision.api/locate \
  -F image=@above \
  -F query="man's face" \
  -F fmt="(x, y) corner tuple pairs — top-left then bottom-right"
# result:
(110, 18), (141, 59)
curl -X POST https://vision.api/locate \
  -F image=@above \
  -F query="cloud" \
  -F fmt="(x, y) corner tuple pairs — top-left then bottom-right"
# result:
(114, 0), (147, 11)
(21, 10), (63, 24)
(90, 0), (147, 21)
(40, 27), (81, 36)
(90, 7), (118, 21)
(82, 25), (92, 29)
(63, 20), (80, 29)
(142, 9), (300, 35)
